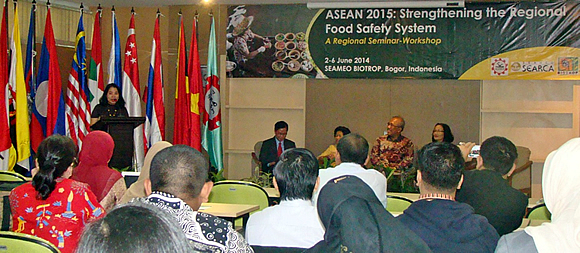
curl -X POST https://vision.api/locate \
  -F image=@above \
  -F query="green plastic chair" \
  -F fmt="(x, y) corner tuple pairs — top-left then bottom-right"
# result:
(0, 171), (27, 182)
(208, 180), (269, 227)
(386, 195), (413, 214)
(0, 231), (60, 253)
(527, 204), (551, 221)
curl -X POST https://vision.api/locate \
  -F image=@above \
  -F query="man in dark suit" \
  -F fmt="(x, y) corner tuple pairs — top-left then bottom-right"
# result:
(259, 121), (296, 174)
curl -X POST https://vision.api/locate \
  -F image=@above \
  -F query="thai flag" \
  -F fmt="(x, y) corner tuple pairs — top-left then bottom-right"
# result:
(35, 6), (65, 137)
(122, 10), (145, 169)
(107, 8), (122, 90)
(144, 11), (165, 148)
(65, 9), (90, 148)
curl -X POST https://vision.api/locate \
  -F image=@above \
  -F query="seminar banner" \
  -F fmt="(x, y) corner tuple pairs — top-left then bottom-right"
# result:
(226, 2), (580, 80)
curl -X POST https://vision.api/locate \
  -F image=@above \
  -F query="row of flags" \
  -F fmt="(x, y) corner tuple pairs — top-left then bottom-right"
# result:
(0, 1), (223, 173)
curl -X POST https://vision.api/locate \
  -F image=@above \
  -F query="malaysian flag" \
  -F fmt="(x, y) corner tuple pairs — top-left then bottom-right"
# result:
(65, 6), (90, 148)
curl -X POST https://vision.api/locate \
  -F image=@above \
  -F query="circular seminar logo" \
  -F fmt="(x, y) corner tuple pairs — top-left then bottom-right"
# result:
(510, 62), (522, 72)
(491, 58), (509, 76)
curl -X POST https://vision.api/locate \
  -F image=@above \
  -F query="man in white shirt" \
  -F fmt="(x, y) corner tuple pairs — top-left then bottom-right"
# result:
(245, 148), (324, 248)
(316, 133), (388, 208)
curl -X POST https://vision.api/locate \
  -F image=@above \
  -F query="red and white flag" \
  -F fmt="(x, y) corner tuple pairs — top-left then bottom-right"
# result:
(122, 10), (144, 169)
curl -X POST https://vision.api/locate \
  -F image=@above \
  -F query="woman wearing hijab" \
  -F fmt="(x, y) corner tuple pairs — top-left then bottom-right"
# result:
(495, 138), (580, 253)
(308, 175), (431, 253)
(119, 141), (172, 204)
(72, 131), (126, 211)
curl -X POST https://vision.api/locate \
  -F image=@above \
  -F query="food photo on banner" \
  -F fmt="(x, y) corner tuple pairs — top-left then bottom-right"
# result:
(226, 5), (319, 78)
(228, 1), (580, 80)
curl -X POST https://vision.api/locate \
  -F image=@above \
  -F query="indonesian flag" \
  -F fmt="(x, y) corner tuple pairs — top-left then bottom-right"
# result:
(88, 6), (103, 110)
(65, 9), (90, 149)
(173, 13), (190, 146)
(122, 10), (144, 169)
(144, 11), (165, 148)
(9, 2), (31, 169)
(188, 15), (203, 151)
(202, 16), (223, 171)
(0, 3), (11, 170)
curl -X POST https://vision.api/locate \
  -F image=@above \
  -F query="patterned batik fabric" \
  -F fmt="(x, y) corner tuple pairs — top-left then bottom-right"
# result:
(136, 191), (253, 253)
(9, 178), (105, 253)
(370, 135), (415, 172)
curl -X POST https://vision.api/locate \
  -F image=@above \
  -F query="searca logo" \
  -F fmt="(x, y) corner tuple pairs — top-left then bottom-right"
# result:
(511, 61), (554, 73)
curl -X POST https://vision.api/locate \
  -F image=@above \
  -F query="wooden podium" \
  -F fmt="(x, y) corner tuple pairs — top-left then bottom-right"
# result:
(99, 117), (145, 169)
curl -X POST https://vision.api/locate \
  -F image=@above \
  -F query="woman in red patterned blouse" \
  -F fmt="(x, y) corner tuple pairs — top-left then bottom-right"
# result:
(9, 135), (105, 253)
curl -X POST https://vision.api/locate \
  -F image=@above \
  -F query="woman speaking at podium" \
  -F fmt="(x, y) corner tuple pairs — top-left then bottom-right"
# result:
(90, 83), (129, 131)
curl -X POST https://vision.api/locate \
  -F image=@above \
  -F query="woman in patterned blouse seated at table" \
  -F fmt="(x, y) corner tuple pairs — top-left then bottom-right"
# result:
(90, 83), (129, 131)
(318, 126), (350, 168)
(9, 135), (105, 253)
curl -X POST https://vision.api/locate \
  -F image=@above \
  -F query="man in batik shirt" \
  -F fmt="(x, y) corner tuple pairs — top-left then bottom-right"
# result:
(136, 145), (253, 253)
(370, 116), (415, 173)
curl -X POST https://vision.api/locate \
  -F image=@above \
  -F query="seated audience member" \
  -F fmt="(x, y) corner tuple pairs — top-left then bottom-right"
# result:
(119, 141), (172, 204)
(316, 133), (387, 208)
(432, 123), (454, 143)
(259, 121), (296, 174)
(397, 142), (499, 253)
(10, 135), (105, 253)
(246, 148), (324, 248)
(72, 131), (126, 211)
(370, 116), (414, 172)
(134, 145), (253, 252)
(456, 136), (528, 236)
(496, 138), (580, 253)
(308, 176), (431, 252)
(318, 126), (350, 167)
(77, 202), (192, 253)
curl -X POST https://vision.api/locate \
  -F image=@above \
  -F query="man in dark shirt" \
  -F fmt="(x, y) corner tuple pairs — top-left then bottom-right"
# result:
(456, 136), (528, 236)
(397, 142), (499, 253)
